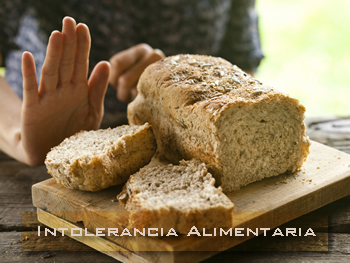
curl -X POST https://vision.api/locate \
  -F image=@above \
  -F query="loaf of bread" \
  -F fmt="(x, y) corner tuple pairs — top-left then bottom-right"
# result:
(128, 54), (310, 192)
(45, 123), (156, 191)
(117, 159), (234, 233)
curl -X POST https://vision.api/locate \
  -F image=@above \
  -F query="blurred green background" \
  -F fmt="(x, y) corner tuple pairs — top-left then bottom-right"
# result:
(1, 0), (349, 117)
(256, 0), (350, 117)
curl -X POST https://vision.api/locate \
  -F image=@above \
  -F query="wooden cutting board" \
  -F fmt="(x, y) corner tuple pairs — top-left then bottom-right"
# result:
(32, 141), (350, 263)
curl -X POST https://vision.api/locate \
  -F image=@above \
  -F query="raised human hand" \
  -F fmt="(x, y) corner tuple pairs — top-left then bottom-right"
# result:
(109, 43), (164, 103)
(20, 17), (110, 165)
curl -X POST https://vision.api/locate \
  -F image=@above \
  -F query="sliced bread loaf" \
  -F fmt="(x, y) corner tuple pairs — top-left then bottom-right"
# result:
(117, 159), (234, 234)
(45, 123), (156, 191)
(128, 54), (311, 192)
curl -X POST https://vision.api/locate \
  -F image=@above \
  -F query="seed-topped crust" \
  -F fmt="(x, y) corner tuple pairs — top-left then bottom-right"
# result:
(144, 54), (279, 109)
(128, 54), (310, 192)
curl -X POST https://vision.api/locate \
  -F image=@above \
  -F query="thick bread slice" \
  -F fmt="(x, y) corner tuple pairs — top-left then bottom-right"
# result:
(45, 123), (156, 191)
(128, 54), (311, 192)
(117, 159), (234, 234)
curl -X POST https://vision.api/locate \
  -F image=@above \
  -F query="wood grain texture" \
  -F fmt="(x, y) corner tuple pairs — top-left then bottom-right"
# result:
(3, 231), (349, 263)
(1, 232), (117, 263)
(21, 211), (350, 263)
(0, 159), (50, 231)
(2, 116), (350, 263)
(31, 141), (350, 262)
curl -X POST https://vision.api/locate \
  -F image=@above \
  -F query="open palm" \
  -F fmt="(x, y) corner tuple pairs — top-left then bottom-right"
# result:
(20, 17), (110, 165)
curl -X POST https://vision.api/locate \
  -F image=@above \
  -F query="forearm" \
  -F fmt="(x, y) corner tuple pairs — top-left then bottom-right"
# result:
(0, 76), (28, 164)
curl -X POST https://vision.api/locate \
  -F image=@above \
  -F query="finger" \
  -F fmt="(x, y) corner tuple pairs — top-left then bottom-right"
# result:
(88, 61), (110, 114)
(109, 43), (154, 87)
(39, 31), (63, 95)
(117, 50), (164, 102)
(154, 48), (165, 59)
(131, 87), (138, 101)
(22, 52), (38, 106)
(72, 23), (90, 82)
(59, 17), (77, 85)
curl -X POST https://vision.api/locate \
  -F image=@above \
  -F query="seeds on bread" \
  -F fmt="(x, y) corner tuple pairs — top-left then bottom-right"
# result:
(128, 54), (311, 192)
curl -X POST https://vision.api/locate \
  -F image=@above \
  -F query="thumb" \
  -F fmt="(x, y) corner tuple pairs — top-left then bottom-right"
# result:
(88, 61), (110, 114)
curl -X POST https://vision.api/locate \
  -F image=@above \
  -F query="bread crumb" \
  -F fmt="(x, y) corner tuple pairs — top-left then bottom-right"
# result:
(40, 253), (53, 259)
(276, 177), (290, 184)
(300, 178), (313, 184)
(317, 167), (320, 169)
(21, 236), (29, 242)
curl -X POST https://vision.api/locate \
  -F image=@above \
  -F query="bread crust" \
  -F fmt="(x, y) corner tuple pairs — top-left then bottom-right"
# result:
(128, 54), (310, 192)
(117, 159), (234, 234)
(45, 124), (156, 191)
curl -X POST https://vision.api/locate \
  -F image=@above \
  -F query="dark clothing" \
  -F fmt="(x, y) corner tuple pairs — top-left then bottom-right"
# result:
(0, 0), (263, 113)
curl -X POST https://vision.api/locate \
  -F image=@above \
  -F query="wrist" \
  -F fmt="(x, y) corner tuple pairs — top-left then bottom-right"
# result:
(14, 132), (44, 166)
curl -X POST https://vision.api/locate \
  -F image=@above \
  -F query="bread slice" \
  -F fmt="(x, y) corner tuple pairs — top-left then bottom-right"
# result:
(45, 123), (156, 191)
(117, 159), (234, 234)
(128, 54), (311, 192)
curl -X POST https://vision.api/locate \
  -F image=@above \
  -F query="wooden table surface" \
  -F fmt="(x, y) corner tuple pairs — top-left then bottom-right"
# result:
(1, 116), (350, 262)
